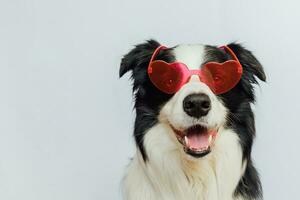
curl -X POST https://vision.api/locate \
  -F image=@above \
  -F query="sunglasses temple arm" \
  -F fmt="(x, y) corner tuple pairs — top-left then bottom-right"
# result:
(149, 45), (168, 63)
(220, 46), (241, 64)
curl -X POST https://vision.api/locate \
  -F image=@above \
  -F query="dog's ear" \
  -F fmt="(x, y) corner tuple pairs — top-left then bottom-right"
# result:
(227, 43), (266, 82)
(119, 40), (161, 78)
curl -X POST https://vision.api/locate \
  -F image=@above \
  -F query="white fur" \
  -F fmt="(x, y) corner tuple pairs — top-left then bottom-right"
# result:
(173, 44), (205, 70)
(123, 125), (245, 200)
(122, 44), (246, 200)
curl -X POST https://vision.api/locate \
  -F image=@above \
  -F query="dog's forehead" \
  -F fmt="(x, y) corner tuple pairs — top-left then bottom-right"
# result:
(172, 44), (206, 70)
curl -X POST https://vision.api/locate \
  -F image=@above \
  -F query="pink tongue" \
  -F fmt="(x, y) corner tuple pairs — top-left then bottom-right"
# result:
(186, 133), (210, 150)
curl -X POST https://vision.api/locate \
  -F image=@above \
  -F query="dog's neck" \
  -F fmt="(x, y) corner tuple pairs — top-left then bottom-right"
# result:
(123, 124), (246, 200)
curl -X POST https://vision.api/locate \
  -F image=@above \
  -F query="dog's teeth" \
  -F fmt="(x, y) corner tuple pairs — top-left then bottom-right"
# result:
(184, 136), (189, 146)
(208, 135), (212, 144)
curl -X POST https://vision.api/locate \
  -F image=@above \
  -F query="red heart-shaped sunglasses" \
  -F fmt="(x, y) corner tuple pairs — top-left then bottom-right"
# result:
(148, 45), (243, 95)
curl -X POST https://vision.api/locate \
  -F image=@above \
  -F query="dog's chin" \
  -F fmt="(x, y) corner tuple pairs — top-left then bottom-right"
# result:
(170, 124), (218, 158)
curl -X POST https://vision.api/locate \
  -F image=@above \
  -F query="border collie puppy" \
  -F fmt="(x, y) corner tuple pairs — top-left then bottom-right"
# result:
(119, 40), (266, 200)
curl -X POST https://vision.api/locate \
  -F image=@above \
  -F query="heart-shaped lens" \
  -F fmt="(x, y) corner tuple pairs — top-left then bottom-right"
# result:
(148, 61), (188, 94)
(201, 61), (242, 94)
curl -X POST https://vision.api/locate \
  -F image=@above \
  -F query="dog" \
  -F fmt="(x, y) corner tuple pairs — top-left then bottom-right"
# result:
(119, 40), (266, 200)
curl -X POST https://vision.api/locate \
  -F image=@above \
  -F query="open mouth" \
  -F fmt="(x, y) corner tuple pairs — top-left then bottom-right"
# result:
(172, 125), (218, 158)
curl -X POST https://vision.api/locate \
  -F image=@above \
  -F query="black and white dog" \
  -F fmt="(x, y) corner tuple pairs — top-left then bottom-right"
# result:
(120, 40), (265, 200)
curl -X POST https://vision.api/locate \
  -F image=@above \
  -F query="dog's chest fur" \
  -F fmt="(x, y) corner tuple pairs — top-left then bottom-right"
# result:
(123, 124), (246, 200)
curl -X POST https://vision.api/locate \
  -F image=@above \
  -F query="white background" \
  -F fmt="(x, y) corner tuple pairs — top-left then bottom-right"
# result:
(0, 0), (299, 199)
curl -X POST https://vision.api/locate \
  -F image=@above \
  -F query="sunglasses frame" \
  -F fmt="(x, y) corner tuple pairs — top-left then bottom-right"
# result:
(148, 45), (243, 94)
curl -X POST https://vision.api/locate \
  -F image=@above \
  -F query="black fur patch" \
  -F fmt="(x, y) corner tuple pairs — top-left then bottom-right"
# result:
(120, 40), (175, 160)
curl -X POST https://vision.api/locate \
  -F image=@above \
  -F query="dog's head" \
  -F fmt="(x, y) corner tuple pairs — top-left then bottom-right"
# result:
(120, 40), (265, 161)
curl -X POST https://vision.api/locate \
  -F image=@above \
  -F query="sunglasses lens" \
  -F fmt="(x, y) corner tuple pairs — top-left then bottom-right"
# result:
(201, 61), (242, 94)
(148, 61), (186, 94)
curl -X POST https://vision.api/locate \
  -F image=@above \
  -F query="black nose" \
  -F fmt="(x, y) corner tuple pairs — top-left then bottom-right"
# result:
(183, 93), (211, 118)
